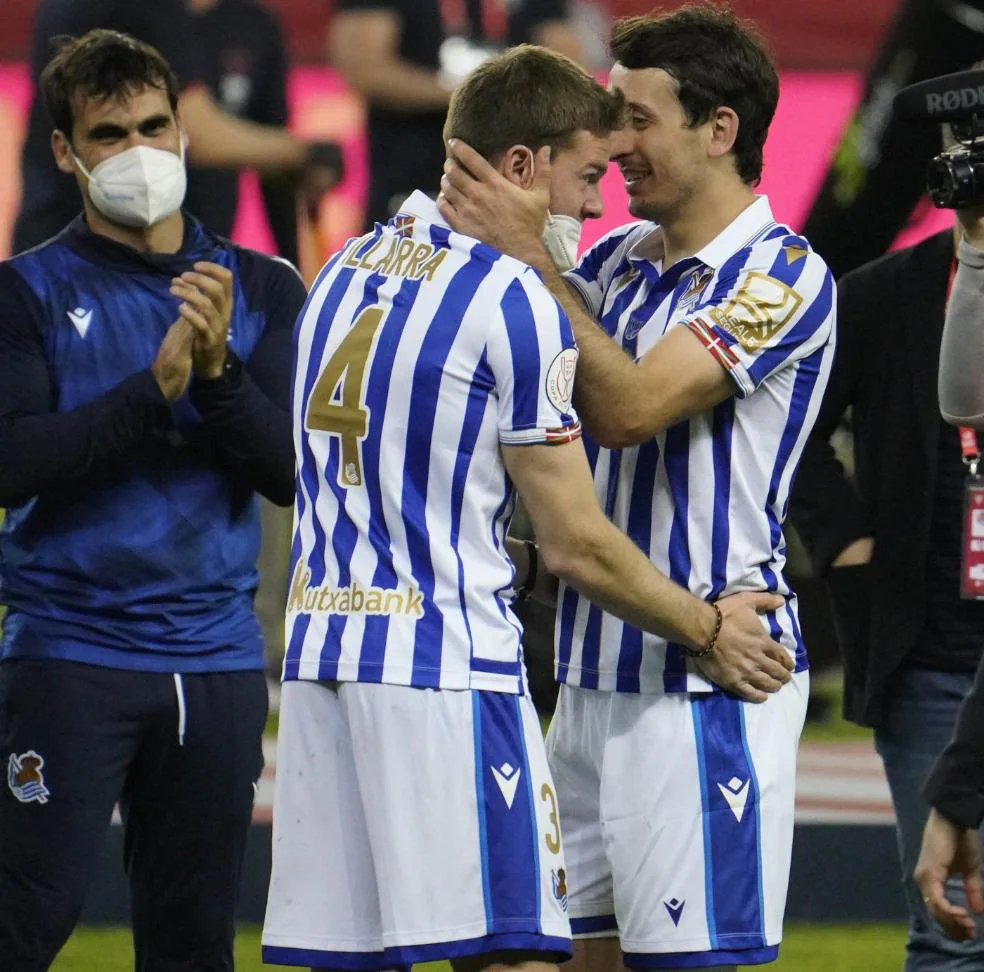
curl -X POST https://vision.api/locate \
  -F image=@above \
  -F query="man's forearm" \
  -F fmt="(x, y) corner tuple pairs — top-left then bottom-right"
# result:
(346, 61), (451, 112)
(940, 236), (984, 427)
(190, 360), (294, 506)
(0, 373), (170, 507)
(179, 87), (307, 172)
(547, 518), (716, 651)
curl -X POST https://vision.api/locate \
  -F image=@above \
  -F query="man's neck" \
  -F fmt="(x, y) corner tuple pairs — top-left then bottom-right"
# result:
(83, 203), (185, 255)
(659, 179), (757, 270)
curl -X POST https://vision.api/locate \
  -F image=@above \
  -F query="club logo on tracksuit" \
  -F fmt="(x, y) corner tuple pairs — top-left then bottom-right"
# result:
(7, 750), (50, 804)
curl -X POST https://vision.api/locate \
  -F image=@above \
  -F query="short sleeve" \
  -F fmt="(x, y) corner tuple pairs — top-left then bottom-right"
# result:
(486, 271), (581, 446)
(683, 239), (836, 398)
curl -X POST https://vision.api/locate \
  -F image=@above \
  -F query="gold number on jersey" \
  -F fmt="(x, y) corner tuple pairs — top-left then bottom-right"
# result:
(541, 782), (562, 854)
(305, 305), (385, 488)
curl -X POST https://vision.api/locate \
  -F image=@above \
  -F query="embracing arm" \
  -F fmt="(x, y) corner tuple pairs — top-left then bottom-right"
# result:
(437, 141), (735, 446)
(530, 258), (734, 447)
(503, 439), (791, 701)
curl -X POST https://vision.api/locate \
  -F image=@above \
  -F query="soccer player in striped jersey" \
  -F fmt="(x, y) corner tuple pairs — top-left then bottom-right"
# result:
(263, 44), (789, 972)
(439, 6), (837, 971)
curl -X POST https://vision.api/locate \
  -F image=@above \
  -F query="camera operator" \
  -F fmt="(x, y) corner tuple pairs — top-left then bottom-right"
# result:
(790, 155), (984, 968)
(915, 198), (984, 945)
(900, 68), (984, 945)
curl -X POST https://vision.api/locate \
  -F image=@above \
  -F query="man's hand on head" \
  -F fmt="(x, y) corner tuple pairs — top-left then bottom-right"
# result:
(437, 140), (552, 266)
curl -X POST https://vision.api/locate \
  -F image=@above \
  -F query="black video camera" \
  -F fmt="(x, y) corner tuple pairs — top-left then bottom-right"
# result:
(894, 69), (984, 209)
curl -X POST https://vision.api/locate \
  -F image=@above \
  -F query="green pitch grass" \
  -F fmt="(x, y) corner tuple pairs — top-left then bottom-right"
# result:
(53, 922), (906, 971)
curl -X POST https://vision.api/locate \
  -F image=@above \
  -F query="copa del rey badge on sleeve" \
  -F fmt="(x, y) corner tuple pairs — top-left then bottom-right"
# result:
(961, 426), (984, 600)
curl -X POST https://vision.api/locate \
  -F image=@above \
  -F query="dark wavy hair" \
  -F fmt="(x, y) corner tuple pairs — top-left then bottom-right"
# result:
(611, 4), (779, 184)
(40, 29), (179, 140)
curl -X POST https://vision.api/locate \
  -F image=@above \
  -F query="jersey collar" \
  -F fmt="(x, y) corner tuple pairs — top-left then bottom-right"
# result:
(62, 212), (223, 274)
(396, 191), (447, 229)
(628, 195), (777, 271)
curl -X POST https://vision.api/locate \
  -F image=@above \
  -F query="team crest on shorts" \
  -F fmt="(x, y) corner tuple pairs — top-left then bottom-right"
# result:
(8, 750), (50, 804)
(552, 868), (568, 911)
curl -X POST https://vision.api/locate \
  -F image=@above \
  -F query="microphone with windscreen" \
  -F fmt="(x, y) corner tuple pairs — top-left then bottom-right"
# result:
(894, 69), (984, 208)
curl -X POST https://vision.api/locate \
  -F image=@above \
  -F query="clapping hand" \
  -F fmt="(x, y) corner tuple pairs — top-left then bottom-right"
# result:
(170, 262), (234, 380)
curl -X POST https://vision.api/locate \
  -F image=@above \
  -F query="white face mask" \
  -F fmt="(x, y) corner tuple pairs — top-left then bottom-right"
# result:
(68, 140), (187, 228)
(526, 148), (583, 272)
(542, 212), (583, 272)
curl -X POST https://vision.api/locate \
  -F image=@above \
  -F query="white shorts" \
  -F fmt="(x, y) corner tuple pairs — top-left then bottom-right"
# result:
(262, 680), (572, 969)
(545, 673), (808, 969)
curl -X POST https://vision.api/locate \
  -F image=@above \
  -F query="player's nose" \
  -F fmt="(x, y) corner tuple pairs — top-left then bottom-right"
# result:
(609, 126), (635, 161)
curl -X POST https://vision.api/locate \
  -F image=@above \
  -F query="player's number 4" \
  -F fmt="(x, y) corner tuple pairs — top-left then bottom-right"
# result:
(306, 306), (385, 488)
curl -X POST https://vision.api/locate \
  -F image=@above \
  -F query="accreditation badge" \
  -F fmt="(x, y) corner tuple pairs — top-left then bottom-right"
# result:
(961, 473), (984, 599)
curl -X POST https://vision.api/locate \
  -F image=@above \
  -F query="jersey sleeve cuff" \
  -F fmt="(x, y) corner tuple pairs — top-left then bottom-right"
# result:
(499, 423), (582, 446)
(684, 316), (754, 398)
(563, 272), (597, 314)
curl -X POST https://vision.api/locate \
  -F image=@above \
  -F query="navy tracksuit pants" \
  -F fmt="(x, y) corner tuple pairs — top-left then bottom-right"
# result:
(0, 659), (267, 971)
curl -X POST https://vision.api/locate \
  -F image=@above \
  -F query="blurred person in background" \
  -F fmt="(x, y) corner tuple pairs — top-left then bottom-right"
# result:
(13, 0), (339, 254)
(0, 31), (305, 969)
(184, 0), (299, 265)
(329, 0), (582, 231)
(789, 204), (984, 966)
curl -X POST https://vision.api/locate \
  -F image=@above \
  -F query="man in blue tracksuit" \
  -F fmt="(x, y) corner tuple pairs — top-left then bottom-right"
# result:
(0, 30), (305, 970)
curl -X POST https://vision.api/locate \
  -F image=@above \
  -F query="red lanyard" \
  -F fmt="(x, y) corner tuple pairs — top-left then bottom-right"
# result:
(950, 257), (981, 472)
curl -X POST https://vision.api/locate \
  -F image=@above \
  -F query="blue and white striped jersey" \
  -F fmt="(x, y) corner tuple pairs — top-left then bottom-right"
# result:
(556, 196), (836, 694)
(286, 192), (581, 693)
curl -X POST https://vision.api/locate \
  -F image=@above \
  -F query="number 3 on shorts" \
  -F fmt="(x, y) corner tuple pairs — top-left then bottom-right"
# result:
(306, 306), (385, 488)
(541, 782), (561, 854)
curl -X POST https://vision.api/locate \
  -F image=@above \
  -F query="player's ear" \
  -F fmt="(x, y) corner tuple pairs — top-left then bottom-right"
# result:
(500, 145), (536, 189)
(52, 129), (77, 175)
(707, 105), (740, 160)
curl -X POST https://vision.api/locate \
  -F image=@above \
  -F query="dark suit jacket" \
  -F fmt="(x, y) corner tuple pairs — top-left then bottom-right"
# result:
(789, 229), (953, 727)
